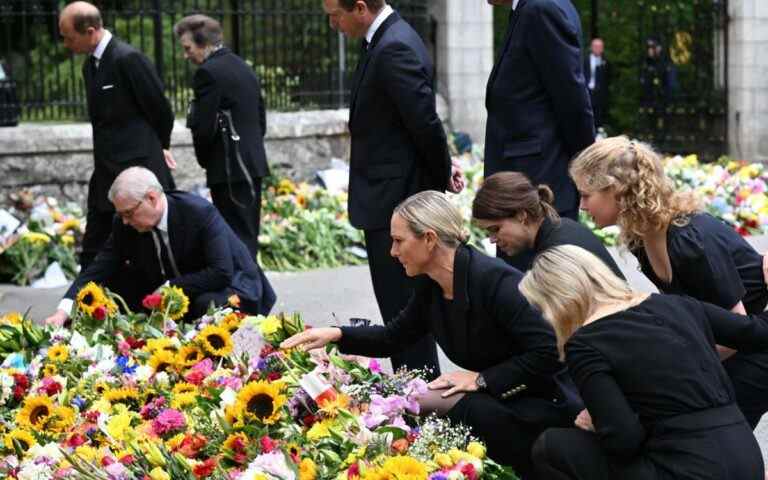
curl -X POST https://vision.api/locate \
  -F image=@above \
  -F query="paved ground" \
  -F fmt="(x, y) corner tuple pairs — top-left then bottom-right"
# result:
(1, 236), (767, 458)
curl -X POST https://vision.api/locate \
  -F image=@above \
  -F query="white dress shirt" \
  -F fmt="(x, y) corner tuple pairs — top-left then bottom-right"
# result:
(92, 29), (112, 68)
(512, 0), (521, 10)
(365, 4), (394, 47)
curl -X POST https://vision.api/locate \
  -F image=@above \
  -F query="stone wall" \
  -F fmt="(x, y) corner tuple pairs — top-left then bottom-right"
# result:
(728, 0), (768, 162)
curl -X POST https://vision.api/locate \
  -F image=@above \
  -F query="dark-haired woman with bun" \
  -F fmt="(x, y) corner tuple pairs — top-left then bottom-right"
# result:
(472, 171), (624, 278)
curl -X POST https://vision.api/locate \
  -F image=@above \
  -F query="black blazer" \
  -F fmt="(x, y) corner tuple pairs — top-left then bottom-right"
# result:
(64, 192), (276, 314)
(83, 37), (175, 212)
(339, 245), (580, 425)
(583, 55), (610, 104)
(485, 0), (595, 213)
(187, 47), (269, 186)
(347, 12), (451, 230)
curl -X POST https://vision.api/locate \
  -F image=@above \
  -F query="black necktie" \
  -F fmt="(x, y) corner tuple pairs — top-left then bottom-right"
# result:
(361, 39), (369, 52)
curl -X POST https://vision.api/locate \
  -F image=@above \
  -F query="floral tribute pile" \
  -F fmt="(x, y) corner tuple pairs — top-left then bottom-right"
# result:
(0, 283), (516, 480)
(0, 193), (83, 286)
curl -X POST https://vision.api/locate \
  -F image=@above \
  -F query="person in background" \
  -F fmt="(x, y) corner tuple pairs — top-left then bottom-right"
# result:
(472, 171), (624, 277)
(174, 14), (269, 259)
(570, 136), (768, 428)
(584, 37), (609, 130)
(58, 1), (176, 269)
(282, 190), (581, 478)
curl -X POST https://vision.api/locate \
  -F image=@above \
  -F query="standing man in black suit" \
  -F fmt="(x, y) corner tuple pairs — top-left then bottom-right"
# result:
(584, 37), (610, 129)
(322, 0), (463, 375)
(485, 0), (595, 271)
(58, 1), (176, 269)
(45, 167), (276, 327)
(174, 14), (269, 258)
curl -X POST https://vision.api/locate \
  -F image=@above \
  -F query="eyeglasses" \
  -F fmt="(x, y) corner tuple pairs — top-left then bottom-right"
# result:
(116, 198), (144, 219)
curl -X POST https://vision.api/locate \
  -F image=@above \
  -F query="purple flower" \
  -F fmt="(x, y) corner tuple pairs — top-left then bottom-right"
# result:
(368, 359), (381, 373)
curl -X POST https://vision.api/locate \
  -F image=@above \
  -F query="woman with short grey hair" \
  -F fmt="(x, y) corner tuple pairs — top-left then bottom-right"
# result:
(174, 13), (269, 259)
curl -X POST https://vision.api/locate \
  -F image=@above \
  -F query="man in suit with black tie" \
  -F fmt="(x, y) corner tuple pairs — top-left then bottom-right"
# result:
(45, 167), (277, 327)
(58, 1), (176, 269)
(584, 37), (609, 129)
(484, 0), (595, 271)
(321, 0), (463, 375)
(174, 14), (269, 258)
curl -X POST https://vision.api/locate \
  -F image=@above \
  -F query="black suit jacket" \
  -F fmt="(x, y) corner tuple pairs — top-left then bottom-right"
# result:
(485, 0), (595, 214)
(339, 245), (580, 425)
(584, 55), (610, 111)
(83, 37), (175, 212)
(347, 12), (451, 230)
(65, 192), (276, 314)
(187, 47), (269, 186)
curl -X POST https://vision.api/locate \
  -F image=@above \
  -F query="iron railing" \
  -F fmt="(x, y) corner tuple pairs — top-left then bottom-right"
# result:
(0, 0), (432, 122)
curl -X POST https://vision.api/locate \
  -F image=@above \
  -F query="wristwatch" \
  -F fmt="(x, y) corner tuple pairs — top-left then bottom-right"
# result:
(475, 373), (487, 391)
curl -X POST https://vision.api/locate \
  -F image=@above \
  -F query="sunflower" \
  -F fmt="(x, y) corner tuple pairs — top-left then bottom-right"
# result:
(196, 325), (234, 357)
(220, 313), (242, 333)
(42, 364), (58, 377)
(144, 338), (177, 356)
(299, 458), (317, 480)
(94, 380), (111, 396)
(47, 344), (69, 363)
(3, 429), (36, 452)
(103, 387), (140, 406)
(160, 285), (190, 321)
(149, 350), (177, 373)
(234, 380), (287, 425)
(16, 395), (54, 430)
(171, 391), (197, 410)
(49, 406), (76, 433)
(176, 345), (204, 368)
(379, 456), (428, 480)
(172, 382), (198, 396)
(76, 282), (109, 316)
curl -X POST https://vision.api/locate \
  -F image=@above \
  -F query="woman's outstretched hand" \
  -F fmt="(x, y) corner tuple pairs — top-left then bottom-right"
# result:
(280, 327), (342, 351)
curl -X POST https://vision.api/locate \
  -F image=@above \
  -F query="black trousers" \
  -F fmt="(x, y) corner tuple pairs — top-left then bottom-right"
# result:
(498, 208), (579, 272)
(81, 210), (115, 269)
(532, 421), (763, 480)
(364, 228), (440, 377)
(210, 180), (262, 258)
(448, 393), (551, 480)
(724, 351), (768, 428)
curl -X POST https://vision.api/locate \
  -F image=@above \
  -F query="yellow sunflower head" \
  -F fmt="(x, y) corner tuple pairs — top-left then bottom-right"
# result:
(94, 380), (111, 396)
(144, 338), (177, 356)
(160, 285), (190, 321)
(47, 344), (69, 363)
(220, 313), (242, 333)
(176, 345), (204, 368)
(48, 405), (76, 433)
(172, 382), (198, 396)
(42, 364), (58, 377)
(148, 350), (178, 374)
(234, 380), (287, 425)
(3, 429), (36, 453)
(76, 282), (108, 316)
(170, 391), (197, 410)
(195, 325), (234, 357)
(16, 395), (54, 430)
(103, 387), (140, 407)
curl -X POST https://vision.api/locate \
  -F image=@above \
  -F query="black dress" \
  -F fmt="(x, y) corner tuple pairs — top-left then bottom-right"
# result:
(631, 213), (768, 426)
(338, 245), (582, 477)
(533, 294), (768, 480)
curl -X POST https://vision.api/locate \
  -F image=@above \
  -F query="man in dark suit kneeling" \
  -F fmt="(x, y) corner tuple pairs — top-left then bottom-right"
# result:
(45, 167), (276, 326)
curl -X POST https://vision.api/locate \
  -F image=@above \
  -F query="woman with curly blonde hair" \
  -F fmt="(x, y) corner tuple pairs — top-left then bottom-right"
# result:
(570, 136), (768, 427)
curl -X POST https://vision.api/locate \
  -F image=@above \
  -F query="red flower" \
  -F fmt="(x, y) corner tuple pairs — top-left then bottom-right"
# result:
(125, 336), (146, 349)
(185, 370), (206, 386)
(259, 344), (275, 357)
(192, 458), (217, 478)
(260, 436), (277, 453)
(348, 463), (360, 479)
(85, 410), (101, 423)
(13, 385), (25, 402)
(176, 434), (207, 458)
(101, 456), (115, 466)
(461, 463), (478, 480)
(142, 293), (163, 310)
(66, 433), (88, 448)
(302, 414), (316, 427)
(119, 454), (135, 465)
(39, 378), (62, 396)
(93, 305), (107, 321)
(266, 371), (282, 382)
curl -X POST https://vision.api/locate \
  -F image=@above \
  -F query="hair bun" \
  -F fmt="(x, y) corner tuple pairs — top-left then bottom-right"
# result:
(536, 184), (555, 205)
